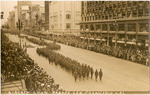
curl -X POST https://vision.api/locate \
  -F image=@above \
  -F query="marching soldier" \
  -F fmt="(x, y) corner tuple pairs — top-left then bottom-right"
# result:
(95, 69), (98, 81)
(99, 69), (103, 81)
(90, 67), (94, 79)
(74, 71), (78, 82)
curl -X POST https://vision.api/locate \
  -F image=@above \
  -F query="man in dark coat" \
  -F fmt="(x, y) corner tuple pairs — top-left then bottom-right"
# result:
(74, 71), (78, 82)
(95, 69), (98, 81)
(99, 69), (103, 81)
(90, 67), (94, 79)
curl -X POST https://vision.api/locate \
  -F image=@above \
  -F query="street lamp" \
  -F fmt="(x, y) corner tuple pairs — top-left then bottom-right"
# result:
(17, 19), (23, 47)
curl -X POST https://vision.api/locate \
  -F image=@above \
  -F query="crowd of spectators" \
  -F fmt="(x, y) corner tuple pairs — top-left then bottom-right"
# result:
(23, 31), (149, 66)
(1, 32), (61, 93)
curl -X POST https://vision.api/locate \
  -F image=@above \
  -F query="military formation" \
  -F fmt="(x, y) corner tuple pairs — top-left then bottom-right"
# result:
(26, 37), (61, 50)
(37, 48), (103, 82)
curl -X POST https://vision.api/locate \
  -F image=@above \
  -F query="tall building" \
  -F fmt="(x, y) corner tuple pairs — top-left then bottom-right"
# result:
(45, 1), (50, 30)
(80, 1), (149, 47)
(8, 11), (15, 30)
(17, 1), (31, 19)
(49, 1), (81, 35)
(14, 6), (18, 29)
(17, 1), (45, 30)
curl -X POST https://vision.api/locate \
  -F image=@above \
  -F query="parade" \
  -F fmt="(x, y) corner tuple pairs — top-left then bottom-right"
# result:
(36, 47), (103, 82)
(1, 1), (149, 94)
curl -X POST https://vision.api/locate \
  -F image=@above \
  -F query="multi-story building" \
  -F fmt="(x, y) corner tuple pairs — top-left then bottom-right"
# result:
(14, 6), (18, 29)
(17, 1), (45, 30)
(45, 1), (50, 31)
(49, 1), (81, 35)
(8, 11), (16, 30)
(80, 1), (149, 47)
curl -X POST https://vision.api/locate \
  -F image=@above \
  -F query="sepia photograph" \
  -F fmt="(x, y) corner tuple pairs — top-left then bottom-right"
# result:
(1, 0), (150, 94)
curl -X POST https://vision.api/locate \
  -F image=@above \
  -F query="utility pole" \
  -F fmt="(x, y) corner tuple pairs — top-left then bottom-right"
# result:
(17, 19), (22, 47)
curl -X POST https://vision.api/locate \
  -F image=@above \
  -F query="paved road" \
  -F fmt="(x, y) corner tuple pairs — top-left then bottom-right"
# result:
(6, 33), (149, 91)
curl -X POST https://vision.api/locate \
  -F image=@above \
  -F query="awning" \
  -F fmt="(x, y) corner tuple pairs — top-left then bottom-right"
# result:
(90, 38), (94, 40)
(102, 39), (106, 41)
(127, 42), (136, 45)
(80, 37), (84, 39)
(96, 38), (101, 41)
(117, 41), (125, 43)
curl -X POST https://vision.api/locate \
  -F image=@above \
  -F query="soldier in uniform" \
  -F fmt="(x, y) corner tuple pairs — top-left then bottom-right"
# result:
(95, 69), (98, 81)
(74, 71), (78, 82)
(99, 69), (103, 81)
(90, 67), (94, 79)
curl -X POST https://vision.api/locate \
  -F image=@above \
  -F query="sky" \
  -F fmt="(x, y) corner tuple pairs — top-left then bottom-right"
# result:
(1, 1), (17, 25)
(1, 1), (44, 25)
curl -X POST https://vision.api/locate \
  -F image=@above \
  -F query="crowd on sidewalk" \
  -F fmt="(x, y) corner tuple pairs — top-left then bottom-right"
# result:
(53, 36), (149, 66)
(1, 32), (61, 93)
(23, 31), (149, 66)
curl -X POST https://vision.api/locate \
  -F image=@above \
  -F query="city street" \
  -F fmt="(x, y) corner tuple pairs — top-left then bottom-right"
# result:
(5, 33), (149, 91)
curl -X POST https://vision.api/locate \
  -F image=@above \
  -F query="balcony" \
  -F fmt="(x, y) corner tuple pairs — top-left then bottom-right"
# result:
(109, 31), (116, 34)
(126, 31), (136, 35)
(101, 31), (108, 33)
(117, 31), (125, 34)
(137, 32), (149, 35)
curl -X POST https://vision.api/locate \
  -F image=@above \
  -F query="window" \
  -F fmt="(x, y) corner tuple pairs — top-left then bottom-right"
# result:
(66, 23), (71, 29)
(139, 23), (149, 32)
(138, 10), (143, 17)
(127, 11), (132, 17)
(102, 24), (107, 31)
(96, 25), (100, 31)
(122, 12), (126, 18)
(66, 14), (71, 19)
(87, 16), (89, 21)
(128, 23), (136, 32)
(127, 1), (132, 7)
(133, 1), (137, 6)
(122, 2), (126, 7)
(132, 10), (137, 17)
(144, 9), (149, 16)
(118, 24), (125, 31)
(93, 16), (94, 20)
(90, 25), (94, 31)
(110, 24), (116, 31)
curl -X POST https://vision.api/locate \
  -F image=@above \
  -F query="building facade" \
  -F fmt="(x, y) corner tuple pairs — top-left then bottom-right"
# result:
(49, 1), (81, 34)
(17, 1), (45, 31)
(14, 6), (18, 29)
(45, 1), (50, 31)
(80, 1), (149, 47)
(8, 11), (16, 30)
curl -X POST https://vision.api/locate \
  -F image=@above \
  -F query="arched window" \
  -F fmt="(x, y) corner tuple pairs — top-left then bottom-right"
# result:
(80, 25), (84, 30)
(90, 25), (94, 31)
(66, 14), (71, 19)
(85, 25), (88, 30)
